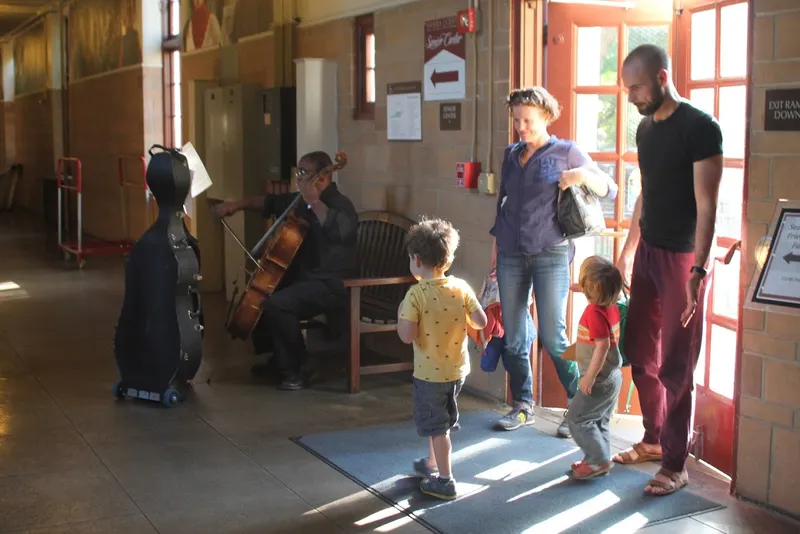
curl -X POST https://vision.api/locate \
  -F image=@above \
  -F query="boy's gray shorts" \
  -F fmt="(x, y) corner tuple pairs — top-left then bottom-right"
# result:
(413, 377), (465, 437)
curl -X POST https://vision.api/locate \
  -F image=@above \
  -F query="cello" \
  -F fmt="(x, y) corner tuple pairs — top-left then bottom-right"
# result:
(220, 152), (348, 340)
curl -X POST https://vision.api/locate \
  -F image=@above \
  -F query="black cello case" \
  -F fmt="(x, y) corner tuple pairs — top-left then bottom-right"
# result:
(112, 144), (204, 407)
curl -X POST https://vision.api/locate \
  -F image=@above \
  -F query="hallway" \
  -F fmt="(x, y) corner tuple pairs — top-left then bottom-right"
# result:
(0, 213), (798, 533)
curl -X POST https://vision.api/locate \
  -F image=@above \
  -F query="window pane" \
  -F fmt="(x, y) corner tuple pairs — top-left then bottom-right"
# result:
(720, 2), (748, 78)
(625, 101), (644, 153)
(576, 94), (617, 152)
(577, 27), (618, 86)
(170, 0), (181, 36)
(695, 326), (707, 386)
(626, 25), (669, 55)
(570, 235), (616, 340)
(596, 162), (617, 219)
(624, 163), (641, 219)
(691, 9), (716, 80)
(572, 235), (615, 284)
(366, 68), (375, 104)
(366, 34), (375, 69)
(719, 85), (746, 159)
(709, 325), (736, 399)
(690, 88), (715, 117)
(570, 291), (589, 342)
(713, 245), (740, 320)
(717, 166), (743, 239)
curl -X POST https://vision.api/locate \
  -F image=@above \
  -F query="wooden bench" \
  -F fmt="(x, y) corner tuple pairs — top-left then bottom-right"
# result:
(297, 210), (416, 392)
(343, 210), (417, 393)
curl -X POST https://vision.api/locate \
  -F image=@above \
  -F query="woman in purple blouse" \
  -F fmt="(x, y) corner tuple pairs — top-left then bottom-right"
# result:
(490, 87), (618, 437)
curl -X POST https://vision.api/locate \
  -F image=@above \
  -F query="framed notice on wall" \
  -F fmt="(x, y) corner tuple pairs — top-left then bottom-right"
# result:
(387, 81), (422, 141)
(752, 208), (800, 309)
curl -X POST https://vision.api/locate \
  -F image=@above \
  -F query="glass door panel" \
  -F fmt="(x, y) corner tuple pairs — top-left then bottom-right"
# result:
(545, 0), (673, 411)
(679, 0), (748, 477)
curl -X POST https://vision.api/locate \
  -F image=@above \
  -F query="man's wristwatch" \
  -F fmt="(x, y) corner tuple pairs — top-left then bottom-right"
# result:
(690, 265), (707, 278)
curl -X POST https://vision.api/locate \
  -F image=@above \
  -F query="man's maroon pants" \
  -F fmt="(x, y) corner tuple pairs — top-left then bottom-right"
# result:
(624, 239), (706, 473)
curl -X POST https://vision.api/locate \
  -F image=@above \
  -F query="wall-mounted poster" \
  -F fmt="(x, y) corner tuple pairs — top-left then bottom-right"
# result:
(70, 0), (142, 81)
(14, 20), (49, 95)
(182, 0), (273, 52)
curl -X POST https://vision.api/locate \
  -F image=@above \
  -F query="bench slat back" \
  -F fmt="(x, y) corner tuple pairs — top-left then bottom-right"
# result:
(356, 211), (415, 321)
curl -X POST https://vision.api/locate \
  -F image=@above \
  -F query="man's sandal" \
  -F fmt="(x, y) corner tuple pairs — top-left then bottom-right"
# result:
(645, 468), (688, 496)
(571, 461), (613, 480)
(612, 442), (662, 465)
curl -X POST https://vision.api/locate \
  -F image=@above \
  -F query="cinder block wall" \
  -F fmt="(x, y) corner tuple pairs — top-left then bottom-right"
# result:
(736, 0), (800, 517)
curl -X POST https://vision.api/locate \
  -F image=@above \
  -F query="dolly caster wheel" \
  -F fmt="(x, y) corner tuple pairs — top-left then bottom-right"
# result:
(162, 388), (180, 408)
(112, 381), (124, 399)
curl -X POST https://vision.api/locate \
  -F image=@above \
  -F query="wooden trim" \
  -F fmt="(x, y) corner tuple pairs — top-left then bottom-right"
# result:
(361, 362), (414, 375)
(353, 13), (375, 121)
(732, 0), (753, 489)
(343, 275), (416, 288)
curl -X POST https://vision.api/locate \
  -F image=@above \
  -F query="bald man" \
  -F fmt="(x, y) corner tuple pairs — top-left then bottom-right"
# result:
(614, 44), (723, 496)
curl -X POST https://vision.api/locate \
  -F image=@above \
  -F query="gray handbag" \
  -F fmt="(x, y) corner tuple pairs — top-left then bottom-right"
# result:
(557, 184), (606, 239)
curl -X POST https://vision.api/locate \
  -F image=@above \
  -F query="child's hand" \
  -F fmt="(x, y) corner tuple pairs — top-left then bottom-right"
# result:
(579, 374), (596, 395)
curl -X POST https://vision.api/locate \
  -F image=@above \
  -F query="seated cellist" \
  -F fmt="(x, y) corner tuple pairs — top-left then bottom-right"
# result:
(212, 151), (359, 390)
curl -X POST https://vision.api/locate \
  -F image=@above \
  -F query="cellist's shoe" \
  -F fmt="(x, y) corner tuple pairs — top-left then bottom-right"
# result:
(278, 369), (315, 391)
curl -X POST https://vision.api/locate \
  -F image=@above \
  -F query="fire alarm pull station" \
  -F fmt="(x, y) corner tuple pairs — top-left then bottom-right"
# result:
(457, 8), (478, 34)
(478, 172), (496, 195)
(457, 162), (481, 189)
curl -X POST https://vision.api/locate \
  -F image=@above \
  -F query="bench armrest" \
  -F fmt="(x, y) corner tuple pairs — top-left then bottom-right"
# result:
(343, 275), (416, 288)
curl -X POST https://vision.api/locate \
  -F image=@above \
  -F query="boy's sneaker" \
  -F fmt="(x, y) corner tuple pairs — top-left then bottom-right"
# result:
(420, 476), (457, 500)
(413, 458), (437, 478)
(496, 404), (535, 431)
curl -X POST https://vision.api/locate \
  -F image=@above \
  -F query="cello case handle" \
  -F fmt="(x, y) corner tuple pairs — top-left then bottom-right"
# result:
(148, 144), (175, 157)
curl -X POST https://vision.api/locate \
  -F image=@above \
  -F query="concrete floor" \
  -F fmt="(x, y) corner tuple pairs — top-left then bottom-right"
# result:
(1, 212), (798, 533)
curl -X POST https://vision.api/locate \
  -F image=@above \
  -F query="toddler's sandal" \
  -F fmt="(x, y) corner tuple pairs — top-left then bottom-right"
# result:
(571, 461), (613, 480)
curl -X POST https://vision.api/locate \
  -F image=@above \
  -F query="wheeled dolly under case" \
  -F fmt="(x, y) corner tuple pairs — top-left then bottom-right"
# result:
(112, 145), (204, 408)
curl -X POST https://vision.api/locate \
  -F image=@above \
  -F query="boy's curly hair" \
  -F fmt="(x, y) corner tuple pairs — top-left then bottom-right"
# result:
(579, 255), (624, 308)
(405, 217), (460, 271)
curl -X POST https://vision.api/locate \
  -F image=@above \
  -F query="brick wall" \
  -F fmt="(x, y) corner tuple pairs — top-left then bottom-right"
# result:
(736, 0), (800, 517)
(293, 0), (510, 397)
(296, 0), (510, 292)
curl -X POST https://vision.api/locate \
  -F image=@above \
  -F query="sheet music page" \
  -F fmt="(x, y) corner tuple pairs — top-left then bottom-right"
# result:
(181, 142), (213, 198)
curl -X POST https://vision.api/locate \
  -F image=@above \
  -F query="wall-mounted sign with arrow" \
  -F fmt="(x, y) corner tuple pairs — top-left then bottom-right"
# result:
(431, 69), (459, 86)
(423, 16), (466, 102)
(753, 208), (800, 309)
(784, 253), (800, 265)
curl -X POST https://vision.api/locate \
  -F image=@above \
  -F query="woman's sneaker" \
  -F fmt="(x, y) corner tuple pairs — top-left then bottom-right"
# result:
(496, 404), (535, 431)
(420, 476), (457, 500)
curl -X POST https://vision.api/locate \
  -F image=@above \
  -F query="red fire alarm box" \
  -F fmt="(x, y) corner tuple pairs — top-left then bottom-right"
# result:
(457, 8), (477, 34)
(457, 161), (481, 189)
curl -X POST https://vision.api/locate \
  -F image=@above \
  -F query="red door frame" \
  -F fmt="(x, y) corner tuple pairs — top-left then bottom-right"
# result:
(509, 0), (753, 492)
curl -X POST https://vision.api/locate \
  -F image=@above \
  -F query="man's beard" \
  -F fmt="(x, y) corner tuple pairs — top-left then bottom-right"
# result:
(635, 85), (666, 116)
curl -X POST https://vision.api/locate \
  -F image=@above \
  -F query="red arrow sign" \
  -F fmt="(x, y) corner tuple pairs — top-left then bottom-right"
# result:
(431, 69), (459, 86)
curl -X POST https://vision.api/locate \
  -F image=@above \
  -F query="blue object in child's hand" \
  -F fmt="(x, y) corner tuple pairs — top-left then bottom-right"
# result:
(480, 336), (504, 372)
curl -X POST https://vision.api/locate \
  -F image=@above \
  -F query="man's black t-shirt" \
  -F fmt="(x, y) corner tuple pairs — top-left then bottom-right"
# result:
(262, 182), (359, 280)
(636, 100), (723, 253)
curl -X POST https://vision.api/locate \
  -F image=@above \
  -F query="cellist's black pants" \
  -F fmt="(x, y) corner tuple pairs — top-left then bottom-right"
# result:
(252, 275), (347, 375)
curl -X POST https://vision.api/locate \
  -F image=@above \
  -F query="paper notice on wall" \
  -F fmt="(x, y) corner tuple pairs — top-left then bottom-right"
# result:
(182, 142), (213, 198)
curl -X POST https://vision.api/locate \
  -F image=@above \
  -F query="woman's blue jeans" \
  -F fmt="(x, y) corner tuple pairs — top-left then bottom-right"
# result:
(496, 246), (579, 409)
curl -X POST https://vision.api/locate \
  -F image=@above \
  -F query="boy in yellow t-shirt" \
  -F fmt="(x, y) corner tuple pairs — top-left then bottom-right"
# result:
(397, 218), (487, 500)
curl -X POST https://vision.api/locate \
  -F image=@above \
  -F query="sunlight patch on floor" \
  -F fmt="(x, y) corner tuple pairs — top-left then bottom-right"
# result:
(507, 474), (570, 503)
(601, 512), (650, 533)
(521, 490), (621, 534)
